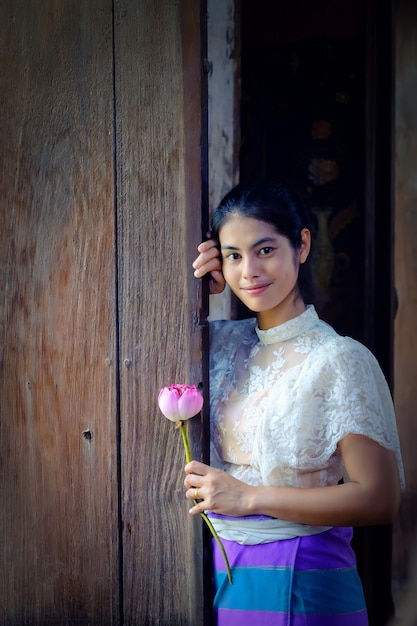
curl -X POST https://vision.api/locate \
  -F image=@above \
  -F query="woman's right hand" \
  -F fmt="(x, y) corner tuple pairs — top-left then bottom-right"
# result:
(192, 238), (225, 294)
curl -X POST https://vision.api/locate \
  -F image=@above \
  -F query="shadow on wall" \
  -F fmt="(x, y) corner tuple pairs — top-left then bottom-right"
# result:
(391, 532), (417, 626)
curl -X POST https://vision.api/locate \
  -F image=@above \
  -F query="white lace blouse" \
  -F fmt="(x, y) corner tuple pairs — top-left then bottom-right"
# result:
(209, 305), (405, 491)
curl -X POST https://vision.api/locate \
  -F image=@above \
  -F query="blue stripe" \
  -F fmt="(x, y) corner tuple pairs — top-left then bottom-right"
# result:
(292, 568), (366, 614)
(214, 567), (292, 612)
(214, 566), (366, 615)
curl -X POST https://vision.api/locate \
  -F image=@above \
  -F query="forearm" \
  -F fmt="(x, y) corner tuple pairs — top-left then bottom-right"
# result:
(246, 480), (399, 527)
(184, 441), (401, 524)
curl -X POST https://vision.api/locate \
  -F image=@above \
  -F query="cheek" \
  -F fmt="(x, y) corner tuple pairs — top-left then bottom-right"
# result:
(292, 250), (301, 270)
(222, 267), (242, 295)
(221, 263), (234, 283)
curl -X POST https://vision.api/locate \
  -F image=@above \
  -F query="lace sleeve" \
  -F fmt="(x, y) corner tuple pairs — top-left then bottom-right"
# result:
(315, 337), (405, 488)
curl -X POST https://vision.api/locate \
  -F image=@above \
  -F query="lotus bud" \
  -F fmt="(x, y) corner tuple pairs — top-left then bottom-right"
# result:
(158, 384), (203, 422)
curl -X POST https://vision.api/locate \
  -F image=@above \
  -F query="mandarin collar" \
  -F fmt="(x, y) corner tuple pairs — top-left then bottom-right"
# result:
(255, 305), (319, 345)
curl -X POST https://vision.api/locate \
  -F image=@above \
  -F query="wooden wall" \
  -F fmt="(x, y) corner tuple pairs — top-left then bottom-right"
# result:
(206, 0), (240, 321)
(114, 1), (208, 624)
(0, 1), (207, 624)
(393, 0), (417, 594)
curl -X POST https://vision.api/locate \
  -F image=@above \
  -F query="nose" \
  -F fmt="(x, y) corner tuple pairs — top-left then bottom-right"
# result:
(242, 254), (261, 279)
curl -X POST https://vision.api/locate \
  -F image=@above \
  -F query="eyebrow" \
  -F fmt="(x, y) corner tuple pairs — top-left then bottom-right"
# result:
(220, 236), (277, 251)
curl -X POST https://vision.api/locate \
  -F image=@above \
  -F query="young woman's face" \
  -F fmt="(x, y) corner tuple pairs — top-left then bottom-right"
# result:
(219, 215), (311, 329)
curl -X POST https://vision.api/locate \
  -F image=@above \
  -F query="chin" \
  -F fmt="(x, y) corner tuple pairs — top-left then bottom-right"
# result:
(239, 300), (262, 313)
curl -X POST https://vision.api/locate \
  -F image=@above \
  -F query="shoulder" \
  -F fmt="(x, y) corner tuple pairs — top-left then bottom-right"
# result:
(209, 317), (257, 339)
(209, 317), (257, 355)
(312, 320), (381, 366)
(208, 318), (256, 380)
(305, 321), (390, 391)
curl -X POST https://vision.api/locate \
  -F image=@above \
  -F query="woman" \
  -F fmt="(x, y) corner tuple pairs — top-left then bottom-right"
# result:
(184, 180), (404, 625)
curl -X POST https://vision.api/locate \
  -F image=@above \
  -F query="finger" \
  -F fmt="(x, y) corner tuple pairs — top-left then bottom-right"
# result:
(209, 271), (226, 294)
(194, 260), (222, 280)
(185, 460), (208, 474)
(193, 245), (219, 267)
(192, 248), (220, 272)
(183, 473), (201, 490)
(197, 238), (218, 253)
(189, 501), (204, 515)
(186, 486), (203, 502)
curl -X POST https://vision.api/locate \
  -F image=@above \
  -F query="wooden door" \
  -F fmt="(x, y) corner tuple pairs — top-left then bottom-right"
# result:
(0, 1), (207, 624)
(0, 1), (120, 622)
(114, 1), (208, 624)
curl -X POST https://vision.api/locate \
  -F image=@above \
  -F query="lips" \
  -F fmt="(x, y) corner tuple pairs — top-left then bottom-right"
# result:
(242, 283), (272, 295)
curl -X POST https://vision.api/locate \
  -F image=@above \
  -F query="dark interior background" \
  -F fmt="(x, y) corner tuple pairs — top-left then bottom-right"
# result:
(236, 2), (396, 625)
(239, 0), (366, 341)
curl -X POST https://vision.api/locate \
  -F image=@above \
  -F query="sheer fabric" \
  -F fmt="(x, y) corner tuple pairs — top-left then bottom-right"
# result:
(209, 306), (404, 491)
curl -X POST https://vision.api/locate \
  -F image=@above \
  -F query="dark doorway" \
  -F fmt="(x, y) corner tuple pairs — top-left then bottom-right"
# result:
(237, 1), (396, 625)
(240, 0), (366, 340)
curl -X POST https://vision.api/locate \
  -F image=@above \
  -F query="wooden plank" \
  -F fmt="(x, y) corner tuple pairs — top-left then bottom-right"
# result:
(207, 0), (240, 212)
(114, 1), (207, 623)
(393, 0), (417, 594)
(207, 0), (240, 321)
(0, 1), (119, 623)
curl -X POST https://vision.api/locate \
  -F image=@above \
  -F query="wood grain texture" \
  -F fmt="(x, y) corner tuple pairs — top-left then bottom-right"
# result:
(114, 1), (206, 624)
(206, 0), (239, 322)
(393, 0), (417, 588)
(0, 1), (119, 623)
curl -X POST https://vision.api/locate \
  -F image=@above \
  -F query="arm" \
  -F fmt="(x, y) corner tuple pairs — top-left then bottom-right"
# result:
(192, 238), (226, 294)
(184, 434), (401, 526)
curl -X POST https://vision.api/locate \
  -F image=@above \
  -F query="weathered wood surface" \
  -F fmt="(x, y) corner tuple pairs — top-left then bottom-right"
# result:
(0, 0), (207, 624)
(393, 0), (417, 591)
(0, 1), (117, 624)
(206, 0), (239, 321)
(114, 1), (207, 624)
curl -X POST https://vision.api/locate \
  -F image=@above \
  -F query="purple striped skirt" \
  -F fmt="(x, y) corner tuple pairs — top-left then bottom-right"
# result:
(211, 523), (368, 626)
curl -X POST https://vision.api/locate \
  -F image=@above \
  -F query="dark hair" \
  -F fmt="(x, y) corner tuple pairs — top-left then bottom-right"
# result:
(211, 179), (316, 305)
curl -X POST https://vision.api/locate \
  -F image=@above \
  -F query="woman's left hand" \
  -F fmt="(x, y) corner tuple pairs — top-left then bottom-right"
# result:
(184, 460), (253, 516)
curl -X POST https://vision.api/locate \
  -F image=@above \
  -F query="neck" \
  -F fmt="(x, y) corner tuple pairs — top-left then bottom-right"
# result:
(257, 296), (306, 330)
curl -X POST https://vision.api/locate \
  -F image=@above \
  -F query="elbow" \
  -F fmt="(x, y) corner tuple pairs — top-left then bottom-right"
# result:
(369, 485), (402, 525)
(383, 489), (401, 523)
(375, 503), (399, 525)
(352, 478), (402, 526)
(383, 475), (402, 522)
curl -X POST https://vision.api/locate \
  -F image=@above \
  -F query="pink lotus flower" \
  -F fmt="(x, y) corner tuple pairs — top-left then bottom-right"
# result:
(158, 384), (204, 422)
(158, 383), (233, 584)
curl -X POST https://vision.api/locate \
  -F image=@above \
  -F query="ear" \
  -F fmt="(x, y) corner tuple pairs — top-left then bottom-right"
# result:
(299, 228), (311, 264)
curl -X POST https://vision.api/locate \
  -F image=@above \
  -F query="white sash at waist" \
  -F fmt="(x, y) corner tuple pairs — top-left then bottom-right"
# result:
(208, 513), (331, 545)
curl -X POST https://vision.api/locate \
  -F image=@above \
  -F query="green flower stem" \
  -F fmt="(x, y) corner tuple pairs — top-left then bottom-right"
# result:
(200, 511), (233, 585)
(179, 420), (193, 464)
(178, 420), (233, 585)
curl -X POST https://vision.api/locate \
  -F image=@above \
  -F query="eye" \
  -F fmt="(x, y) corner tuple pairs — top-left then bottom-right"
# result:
(224, 252), (241, 261)
(258, 246), (274, 256)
